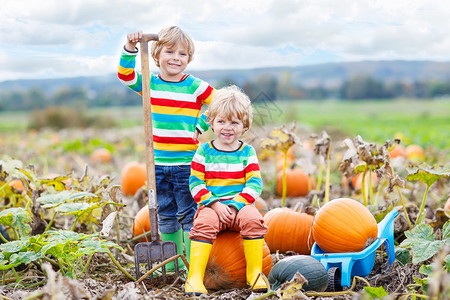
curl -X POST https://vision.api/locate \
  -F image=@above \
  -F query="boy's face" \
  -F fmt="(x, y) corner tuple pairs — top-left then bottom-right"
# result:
(211, 113), (246, 151)
(157, 43), (189, 81)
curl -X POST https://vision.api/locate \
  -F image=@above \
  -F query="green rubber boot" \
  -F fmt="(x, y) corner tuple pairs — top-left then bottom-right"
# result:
(183, 230), (191, 264)
(160, 229), (186, 272)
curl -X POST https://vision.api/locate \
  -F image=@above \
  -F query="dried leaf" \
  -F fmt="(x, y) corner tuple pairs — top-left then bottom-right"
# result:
(312, 131), (331, 158)
(100, 212), (118, 237)
(278, 272), (309, 299)
(261, 122), (299, 154)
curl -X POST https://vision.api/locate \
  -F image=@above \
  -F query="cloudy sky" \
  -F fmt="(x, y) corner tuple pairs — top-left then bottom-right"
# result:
(1, 0), (449, 82)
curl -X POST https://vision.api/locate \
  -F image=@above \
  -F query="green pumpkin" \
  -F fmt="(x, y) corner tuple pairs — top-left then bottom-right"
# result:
(268, 255), (328, 291)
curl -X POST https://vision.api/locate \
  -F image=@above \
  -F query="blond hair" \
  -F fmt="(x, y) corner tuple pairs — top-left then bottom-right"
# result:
(151, 26), (195, 67)
(207, 85), (253, 130)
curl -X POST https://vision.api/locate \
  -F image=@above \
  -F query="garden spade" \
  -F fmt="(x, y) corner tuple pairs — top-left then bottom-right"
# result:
(134, 33), (179, 279)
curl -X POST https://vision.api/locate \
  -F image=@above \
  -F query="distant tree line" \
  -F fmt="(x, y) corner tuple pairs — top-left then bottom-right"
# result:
(1, 75), (450, 111)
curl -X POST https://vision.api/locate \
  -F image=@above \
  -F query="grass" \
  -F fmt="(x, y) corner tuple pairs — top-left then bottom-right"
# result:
(1, 99), (449, 152)
(256, 98), (450, 150)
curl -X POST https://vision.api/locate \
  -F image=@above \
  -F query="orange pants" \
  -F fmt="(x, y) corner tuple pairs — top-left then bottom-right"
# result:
(189, 204), (268, 243)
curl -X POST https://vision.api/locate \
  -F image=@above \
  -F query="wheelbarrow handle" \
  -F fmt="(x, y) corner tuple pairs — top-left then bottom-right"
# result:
(139, 33), (159, 242)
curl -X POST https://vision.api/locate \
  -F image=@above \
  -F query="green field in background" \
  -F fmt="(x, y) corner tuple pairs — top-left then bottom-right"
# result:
(1, 99), (449, 150)
(265, 99), (450, 149)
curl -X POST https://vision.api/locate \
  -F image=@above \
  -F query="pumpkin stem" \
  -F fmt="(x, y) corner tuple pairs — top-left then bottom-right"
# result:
(323, 146), (331, 203)
(416, 184), (431, 226)
(361, 167), (368, 206)
(315, 159), (324, 193)
(368, 169), (375, 206)
(396, 186), (413, 229)
(281, 150), (288, 207)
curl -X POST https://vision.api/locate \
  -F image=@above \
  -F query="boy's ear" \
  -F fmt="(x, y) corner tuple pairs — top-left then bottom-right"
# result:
(152, 54), (159, 64)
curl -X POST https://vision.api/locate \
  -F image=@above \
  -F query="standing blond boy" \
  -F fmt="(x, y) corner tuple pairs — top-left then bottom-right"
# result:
(118, 26), (214, 270)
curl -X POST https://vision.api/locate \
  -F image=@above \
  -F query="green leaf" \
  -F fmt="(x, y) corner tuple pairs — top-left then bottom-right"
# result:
(41, 230), (88, 256)
(37, 191), (72, 208)
(0, 239), (30, 255)
(36, 176), (70, 191)
(406, 166), (450, 188)
(400, 223), (443, 264)
(363, 286), (388, 298)
(395, 247), (411, 266)
(37, 191), (100, 209)
(0, 207), (32, 237)
(443, 221), (450, 245)
(56, 201), (121, 218)
(0, 157), (23, 177)
(419, 264), (433, 276)
(79, 239), (122, 255)
(67, 192), (100, 201)
(15, 251), (42, 265)
(445, 255), (450, 271)
(354, 163), (367, 173)
(413, 276), (428, 293)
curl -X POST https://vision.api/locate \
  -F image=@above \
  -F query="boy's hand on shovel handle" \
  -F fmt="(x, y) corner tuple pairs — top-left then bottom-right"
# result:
(126, 31), (143, 51)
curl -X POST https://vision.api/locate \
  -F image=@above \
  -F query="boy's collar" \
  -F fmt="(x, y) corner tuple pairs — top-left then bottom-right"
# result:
(157, 73), (190, 82)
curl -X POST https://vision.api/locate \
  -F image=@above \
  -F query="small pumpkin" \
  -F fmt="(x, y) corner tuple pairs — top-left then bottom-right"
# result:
(121, 162), (147, 196)
(204, 230), (272, 290)
(132, 205), (151, 242)
(264, 207), (314, 255)
(275, 147), (295, 171)
(444, 197), (450, 218)
(312, 198), (378, 253)
(275, 168), (315, 197)
(268, 255), (328, 291)
(405, 144), (425, 162)
(91, 148), (112, 164)
(9, 179), (25, 193)
(254, 197), (269, 216)
(444, 197), (450, 211)
(351, 171), (378, 191)
(389, 144), (406, 158)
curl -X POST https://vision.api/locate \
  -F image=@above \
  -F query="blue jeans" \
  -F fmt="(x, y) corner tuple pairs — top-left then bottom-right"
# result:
(154, 165), (197, 234)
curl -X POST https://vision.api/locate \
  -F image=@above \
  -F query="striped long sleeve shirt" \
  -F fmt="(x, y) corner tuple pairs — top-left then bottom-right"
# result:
(118, 47), (214, 165)
(189, 141), (263, 211)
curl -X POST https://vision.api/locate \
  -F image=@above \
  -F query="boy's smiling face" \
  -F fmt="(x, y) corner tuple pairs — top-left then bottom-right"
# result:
(211, 113), (246, 151)
(156, 43), (189, 81)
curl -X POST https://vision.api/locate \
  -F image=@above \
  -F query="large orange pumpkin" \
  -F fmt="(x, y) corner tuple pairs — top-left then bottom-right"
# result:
(204, 231), (272, 290)
(121, 162), (147, 196)
(132, 205), (151, 242)
(276, 168), (315, 197)
(312, 198), (378, 253)
(264, 207), (314, 255)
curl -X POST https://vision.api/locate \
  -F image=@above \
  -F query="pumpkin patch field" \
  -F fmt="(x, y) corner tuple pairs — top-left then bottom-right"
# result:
(0, 100), (449, 299)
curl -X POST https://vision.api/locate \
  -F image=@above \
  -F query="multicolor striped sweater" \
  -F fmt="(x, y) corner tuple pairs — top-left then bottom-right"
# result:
(189, 141), (263, 211)
(118, 47), (214, 165)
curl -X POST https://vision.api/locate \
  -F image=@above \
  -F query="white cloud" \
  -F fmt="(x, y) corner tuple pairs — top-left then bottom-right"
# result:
(0, 0), (449, 81)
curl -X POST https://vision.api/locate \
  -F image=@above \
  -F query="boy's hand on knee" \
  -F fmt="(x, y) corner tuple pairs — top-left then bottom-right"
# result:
(211, 202), (234, 224)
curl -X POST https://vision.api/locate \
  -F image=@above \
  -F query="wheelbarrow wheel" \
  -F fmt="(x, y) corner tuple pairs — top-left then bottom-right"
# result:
(326, 267), (343, 292)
